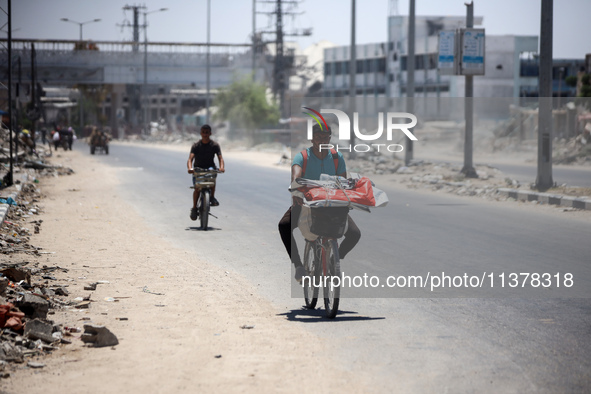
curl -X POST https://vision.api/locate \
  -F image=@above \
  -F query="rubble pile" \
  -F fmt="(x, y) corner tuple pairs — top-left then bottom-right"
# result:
(553, 134), (591, 165)
(0, 150), (119, 378)
(393, 161), (514, 200)
(347, 153), (405, 176)
(123, 130), (196, 146)
(0, 260), (78, 375)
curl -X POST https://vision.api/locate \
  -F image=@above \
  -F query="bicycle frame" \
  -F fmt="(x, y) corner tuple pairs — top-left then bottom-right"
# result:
(304, 234), (341, 318)
(191, 167), (220, 230)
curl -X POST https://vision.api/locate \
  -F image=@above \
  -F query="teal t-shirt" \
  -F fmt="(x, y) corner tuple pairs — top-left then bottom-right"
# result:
(292, 148), (346, 180)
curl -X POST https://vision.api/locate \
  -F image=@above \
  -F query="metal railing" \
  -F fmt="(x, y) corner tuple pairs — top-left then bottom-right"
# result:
(0, 38), (252, 55)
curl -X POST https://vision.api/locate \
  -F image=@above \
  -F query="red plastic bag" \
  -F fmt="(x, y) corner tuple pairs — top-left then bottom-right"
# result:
(299, 177), (377, 207)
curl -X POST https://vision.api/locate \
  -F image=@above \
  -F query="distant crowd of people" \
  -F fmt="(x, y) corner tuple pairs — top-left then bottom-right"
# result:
(14, 124), (78, 157)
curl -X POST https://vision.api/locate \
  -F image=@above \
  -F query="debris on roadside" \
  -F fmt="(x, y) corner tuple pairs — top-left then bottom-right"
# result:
(80, 324), (118, 348)
(0, 149), (122, 372)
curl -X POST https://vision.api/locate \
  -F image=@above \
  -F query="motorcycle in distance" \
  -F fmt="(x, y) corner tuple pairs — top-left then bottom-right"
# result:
(190, 167), (222, 230)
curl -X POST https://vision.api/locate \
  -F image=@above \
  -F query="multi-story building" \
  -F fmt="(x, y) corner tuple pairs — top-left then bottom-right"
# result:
(322, 15), (546, 100)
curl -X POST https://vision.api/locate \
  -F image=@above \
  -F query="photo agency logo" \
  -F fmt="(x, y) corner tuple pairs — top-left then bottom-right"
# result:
(302, 106), (418, 153)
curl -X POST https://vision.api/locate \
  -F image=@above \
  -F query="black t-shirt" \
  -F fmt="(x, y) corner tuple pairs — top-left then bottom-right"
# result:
(190, 140), (221, 169)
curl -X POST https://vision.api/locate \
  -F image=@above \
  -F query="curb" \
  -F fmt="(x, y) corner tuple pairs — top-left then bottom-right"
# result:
(497, 188), (591, 210)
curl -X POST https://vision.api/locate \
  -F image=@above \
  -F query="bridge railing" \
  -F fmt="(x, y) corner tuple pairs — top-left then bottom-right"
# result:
(0, 38), (252, 55)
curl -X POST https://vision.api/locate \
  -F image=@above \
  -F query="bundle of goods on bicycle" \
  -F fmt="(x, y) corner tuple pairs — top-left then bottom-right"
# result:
(192, 167), (218, 185)
(290, 173), (389, 211)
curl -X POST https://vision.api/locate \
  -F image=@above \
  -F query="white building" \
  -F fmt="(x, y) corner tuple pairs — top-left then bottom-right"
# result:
(322, 15), (539, 99)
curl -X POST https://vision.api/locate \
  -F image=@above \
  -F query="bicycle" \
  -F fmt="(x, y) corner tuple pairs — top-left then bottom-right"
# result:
(191, 167), (221, 230)
(301, 206), (349, 319)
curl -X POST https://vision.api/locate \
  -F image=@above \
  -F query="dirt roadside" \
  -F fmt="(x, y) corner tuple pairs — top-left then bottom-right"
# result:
(1, 150), (367, 394)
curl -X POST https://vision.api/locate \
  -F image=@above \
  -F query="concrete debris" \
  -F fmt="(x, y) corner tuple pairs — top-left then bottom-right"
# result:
(80, 324), (119, 348)
(16, 294), (50, 319)
(0, 342), (24, 363)
(24, 319), (57, 344)
(0, 278), (8, 295)
(74, 301), (91, 309)
(0, 267), (31, 284)
(0, 147), (124, 375)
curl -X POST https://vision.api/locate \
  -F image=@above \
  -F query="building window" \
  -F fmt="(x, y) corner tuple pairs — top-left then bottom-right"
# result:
(357, 59), (364, 73)
(378, 58), (386, 73)
(429, 53), (438, 69)
(520, 61), (539, 77)
(416, 56), (424, 70)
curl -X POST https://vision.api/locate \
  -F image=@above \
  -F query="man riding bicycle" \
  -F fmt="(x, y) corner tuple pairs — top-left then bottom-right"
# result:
(187, 124), (225, 221)
(278, 123), (361, 281)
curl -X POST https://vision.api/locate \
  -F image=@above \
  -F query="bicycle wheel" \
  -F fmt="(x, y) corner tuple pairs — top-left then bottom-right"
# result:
(200, 190), (210, 230)
(303, 241), (320, 309)
(323, 239), (341, 319)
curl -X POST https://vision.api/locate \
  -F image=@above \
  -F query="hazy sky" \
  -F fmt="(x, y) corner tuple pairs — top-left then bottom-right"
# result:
(3, 0), (590, 59)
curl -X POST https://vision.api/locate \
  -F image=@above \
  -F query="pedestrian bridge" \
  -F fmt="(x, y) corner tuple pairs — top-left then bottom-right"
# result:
(1, 39), (263, 87)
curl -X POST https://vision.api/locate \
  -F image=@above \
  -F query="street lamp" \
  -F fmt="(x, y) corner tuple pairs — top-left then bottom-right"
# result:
(60, 18), (101, 130)
(60, 18), (101, 41)
(143, 8), (168, 135)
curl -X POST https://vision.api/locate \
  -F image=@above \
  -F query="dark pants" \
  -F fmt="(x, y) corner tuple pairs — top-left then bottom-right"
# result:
(278, 204), (361, 267)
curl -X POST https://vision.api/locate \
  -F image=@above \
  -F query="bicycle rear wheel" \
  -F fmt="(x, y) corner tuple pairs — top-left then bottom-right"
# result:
(303, 241), (320, 309)
(200, 190), (210, 230)
(323, 239), (341, 318)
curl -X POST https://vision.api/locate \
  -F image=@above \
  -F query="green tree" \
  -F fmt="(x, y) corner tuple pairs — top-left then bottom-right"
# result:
(213, 77), (279, 142)
(574, 73), (591, 109)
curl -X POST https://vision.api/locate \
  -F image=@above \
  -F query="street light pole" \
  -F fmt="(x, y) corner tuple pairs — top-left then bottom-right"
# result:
(60, 18), (101, 41)
(206, 0), (211, 125)
(60, 17), (101, 131)
(142, 8), (168, 136)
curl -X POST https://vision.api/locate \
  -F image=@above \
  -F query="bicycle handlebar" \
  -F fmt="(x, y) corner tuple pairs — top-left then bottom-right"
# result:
(191, 167), (222, 173)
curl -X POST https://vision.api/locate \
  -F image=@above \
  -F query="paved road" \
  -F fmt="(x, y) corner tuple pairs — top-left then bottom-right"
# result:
(89, 142), (591, 392)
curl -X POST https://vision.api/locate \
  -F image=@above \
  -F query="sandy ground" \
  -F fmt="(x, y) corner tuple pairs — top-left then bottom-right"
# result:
(1, 149), (366, 394)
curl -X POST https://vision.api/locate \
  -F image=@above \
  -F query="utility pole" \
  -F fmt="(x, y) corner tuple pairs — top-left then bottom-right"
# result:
(275, 0), (285, 119)
(252, 0), (256, 81)
(29, 43), (40, 137)
(349, 0), (357, 158)
(535, 0), (554, 190)
(461, 1), (478, 178)
(404, 0), (415, 165)
(6, 0), (14, 186)
(206, 0), (211, 125)
(143, 10), (148, 134)
(15, 55), (20, 164)
(257, 0), (311, 121)
(122, 5), (145, 129)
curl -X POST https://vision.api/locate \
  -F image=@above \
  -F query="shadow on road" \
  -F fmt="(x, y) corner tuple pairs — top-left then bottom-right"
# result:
(279, 308), (386, 323)
(185, 226), (222, 231)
